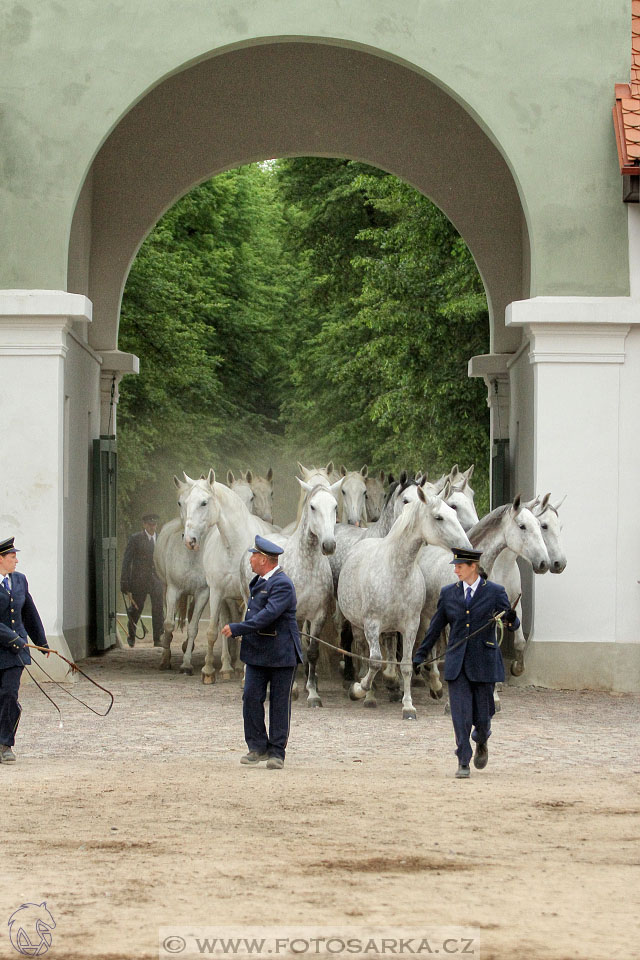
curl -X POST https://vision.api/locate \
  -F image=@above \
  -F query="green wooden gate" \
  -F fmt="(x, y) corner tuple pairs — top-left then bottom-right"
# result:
(92, 436), (118, 650)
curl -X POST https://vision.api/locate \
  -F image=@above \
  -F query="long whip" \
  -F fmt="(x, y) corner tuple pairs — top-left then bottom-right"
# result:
(21, 645), (115, 721)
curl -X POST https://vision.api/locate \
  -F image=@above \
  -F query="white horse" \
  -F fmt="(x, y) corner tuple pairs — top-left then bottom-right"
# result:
(406, 475), (479, 532)
(365, 470), (386, 522)
(494, 493), (566, 677)
(337, 488), (473, 719)
(201, 477), (281, 684)
(155, 473), (218, 674)
(239, 479), (343, 705)
(338, 464), (368, 526)
(227, 468), (275, 524)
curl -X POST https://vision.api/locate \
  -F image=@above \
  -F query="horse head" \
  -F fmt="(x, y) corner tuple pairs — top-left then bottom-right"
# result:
(415, 486), (473, 550)
(249, 468), (274, 524)
(504, 494), (550, 573)
(173, 469), (220, 551)
(297, 479), (342, 554)
(533, 492), (567, 573)
(227, 470), (255, 512)
(339, 465), (368, 526)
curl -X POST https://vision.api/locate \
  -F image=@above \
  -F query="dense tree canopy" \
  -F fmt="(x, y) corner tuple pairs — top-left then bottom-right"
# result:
(117, 158), (490, 529)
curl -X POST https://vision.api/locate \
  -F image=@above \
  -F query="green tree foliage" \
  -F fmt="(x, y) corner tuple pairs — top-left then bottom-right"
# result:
(117, 157), (491, 528)
(117, 165), (290, 526)
(275, 159), (489, 507)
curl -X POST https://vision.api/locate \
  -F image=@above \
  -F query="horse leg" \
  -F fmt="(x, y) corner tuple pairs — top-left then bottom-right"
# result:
(341, 620), (356, 689)
(400, 625), (419, 720)
(179, 586), (209, 676)
(510, 621), (526, 678)
(202, 593), (221, 685)
(305, 616), (325, 708)
(382, 633), (402, 702)
(159, 585), (179, 671)
(349, 624), (382, 708)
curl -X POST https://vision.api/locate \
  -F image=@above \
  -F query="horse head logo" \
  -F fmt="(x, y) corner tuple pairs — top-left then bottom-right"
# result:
(8, 902), (55, 956)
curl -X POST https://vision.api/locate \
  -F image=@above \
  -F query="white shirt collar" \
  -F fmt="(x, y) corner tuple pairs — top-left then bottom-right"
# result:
(464, 575), (481, 596)
(262, 565), (280, 581)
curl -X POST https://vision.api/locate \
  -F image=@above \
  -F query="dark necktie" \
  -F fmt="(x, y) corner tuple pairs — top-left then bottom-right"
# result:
(465, 586), (472, 605)
(2, 576), (10, 594)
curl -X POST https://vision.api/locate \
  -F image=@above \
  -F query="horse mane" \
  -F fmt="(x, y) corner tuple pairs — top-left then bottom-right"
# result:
(386, 496), (423, 541)
(469, 502), (510, 544)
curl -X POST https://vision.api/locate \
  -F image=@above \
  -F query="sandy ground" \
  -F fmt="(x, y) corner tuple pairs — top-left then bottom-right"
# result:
(0, 634), (639, 960)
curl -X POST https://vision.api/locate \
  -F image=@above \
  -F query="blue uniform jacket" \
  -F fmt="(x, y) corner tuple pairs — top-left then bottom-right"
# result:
(414, 579), (519, 683)
(229, 569), (303, 668)
(0, 572), (48, 669)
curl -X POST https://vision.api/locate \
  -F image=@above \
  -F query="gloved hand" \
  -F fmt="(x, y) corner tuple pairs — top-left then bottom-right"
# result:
(503, 607), (518, 625)
(413, 660), (423, 675)
(8, 637), (25, 655)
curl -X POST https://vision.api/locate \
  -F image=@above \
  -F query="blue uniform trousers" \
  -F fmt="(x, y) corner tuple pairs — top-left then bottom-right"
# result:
(243, 664), (296, 760)
(447, 667), (495, 766)
(0, 665), (23, 747)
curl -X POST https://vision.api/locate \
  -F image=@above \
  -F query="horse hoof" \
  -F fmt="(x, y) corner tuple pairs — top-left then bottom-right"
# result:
(362, 698), (377, 709)
(202, 673), (215, 685)
(444, 701), (451, 715)
(220, 670), (234, 682)
(159, 660), (171, 672)
(307, 698), (323, 708)
(349, 682), (366, 701)
(429, 687), (444, 700)
(403, 708), (417, 720)
(511, 659), (525, 677)
(179, 666), (193, 676)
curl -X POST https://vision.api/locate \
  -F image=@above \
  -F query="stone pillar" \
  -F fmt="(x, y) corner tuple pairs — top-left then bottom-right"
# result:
(0, 291), (92, 679)
(468, 353), (511, 505)
(506, 296), (640, 692)
(99, 350), (139, 435)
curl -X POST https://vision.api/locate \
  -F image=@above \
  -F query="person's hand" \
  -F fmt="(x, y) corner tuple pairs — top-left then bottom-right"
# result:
(413, 660), (423, 675)
(503, 608), (517, 625)
(221, 624), (232, 638)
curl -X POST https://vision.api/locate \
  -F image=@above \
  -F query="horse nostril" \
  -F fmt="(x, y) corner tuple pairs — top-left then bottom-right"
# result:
(323, 539), (336, 555)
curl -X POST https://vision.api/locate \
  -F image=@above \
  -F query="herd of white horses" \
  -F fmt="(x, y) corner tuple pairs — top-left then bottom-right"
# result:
(152, 462), (566, 720)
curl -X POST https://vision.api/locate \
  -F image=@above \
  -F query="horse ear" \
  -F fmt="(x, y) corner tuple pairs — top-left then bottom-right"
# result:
(512, 493), (522, 513)
(297, 461), (308, 478)
(399, 469), (408, 485)
(540, 492), (551, 511)
(464, 464), (475, 481)
(340, 464), (347, 477)
(330, 476), (345, 495)
(326, 460), (334, 475)
(246, 469), (253, 483)
(361, 464), (368, 478)
(207, 468), (215, 486)
(296, 476), (312, 492)
(379, 470), (385, 482)
(173, 475), (183, 489)
(552, 494), (567, 511)
(267, 467), (273, 482)
(441, 479), (452, 500)
(458, 476), (468, 492)
(449, 463), (460, 480)
(227, 470), (235, 484)
(417, 485), (426, 503)
(183, 472), (192, 484)
(387, 473), (395, 485)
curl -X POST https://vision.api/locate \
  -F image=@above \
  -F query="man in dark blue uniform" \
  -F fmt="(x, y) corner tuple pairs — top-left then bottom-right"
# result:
(0, 536), (49, 762)
(120, 512), (164, 647)
(413, 547), (519, 779)
(222, 535), (302, 770)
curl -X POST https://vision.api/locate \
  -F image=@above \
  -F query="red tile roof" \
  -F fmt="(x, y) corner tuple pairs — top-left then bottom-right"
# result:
(614, 1), (640, 174)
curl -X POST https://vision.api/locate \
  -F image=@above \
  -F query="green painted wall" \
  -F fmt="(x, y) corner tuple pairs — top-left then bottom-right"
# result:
(0, 0), (631, 295)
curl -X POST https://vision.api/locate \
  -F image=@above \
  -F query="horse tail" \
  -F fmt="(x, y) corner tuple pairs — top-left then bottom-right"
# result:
(176, 594), (189, 631)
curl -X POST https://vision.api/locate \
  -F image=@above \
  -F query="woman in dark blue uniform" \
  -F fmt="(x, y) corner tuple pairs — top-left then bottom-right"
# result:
(413, 546), (519, 778)
(0, 536), (49, 762)
(222, 535), (302, 770)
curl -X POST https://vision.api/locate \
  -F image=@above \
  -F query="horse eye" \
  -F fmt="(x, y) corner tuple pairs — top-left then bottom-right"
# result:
(435, 515), (443, 521)
(310, 504), (315, 511)
(178, 500), (183, 507)
(451, 503), (458, 510)
(541, 523), (548, 530)
(201, 500), (208, 507)
(519, 524), (526, 530)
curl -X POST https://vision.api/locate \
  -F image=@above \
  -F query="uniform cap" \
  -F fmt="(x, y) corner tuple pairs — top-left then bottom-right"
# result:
(0, 537), (19, 556)
(248, 534), (284, 557)
(450, 546), (483, 564)
(142, 513), (159, 522)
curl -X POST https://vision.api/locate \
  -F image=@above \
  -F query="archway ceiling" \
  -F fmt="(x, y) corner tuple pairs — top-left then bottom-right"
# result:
(80, 41), (528, 354)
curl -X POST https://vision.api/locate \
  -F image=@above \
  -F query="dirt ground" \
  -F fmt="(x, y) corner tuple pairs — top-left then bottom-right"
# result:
(1, 634), (639, 960)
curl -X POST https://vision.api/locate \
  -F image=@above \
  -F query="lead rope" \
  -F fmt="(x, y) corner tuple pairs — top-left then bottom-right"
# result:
(300, 609), (510, 670)
(22, 645), (115, 725)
